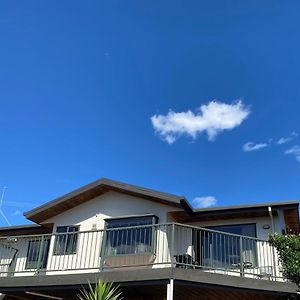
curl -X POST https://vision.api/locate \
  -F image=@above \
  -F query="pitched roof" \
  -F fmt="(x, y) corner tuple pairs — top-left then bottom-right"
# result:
(169, 200), (299, 232)
(23, 177), (299, 228)
(24, 178), (189, 223)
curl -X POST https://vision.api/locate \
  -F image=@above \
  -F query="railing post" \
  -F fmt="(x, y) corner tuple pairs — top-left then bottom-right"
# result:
(36, 236), (45, 275)
(170, 224), (175, 268)
(239, 236), (244, 277)
(99, 230), (106, 272)
(209, 240), (213, 268)
(271, 243), (277, 279)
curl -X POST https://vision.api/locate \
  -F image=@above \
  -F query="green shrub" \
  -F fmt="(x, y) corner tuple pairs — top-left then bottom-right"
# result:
(78, 280), (123, 300)
(269, 233), (300, 287)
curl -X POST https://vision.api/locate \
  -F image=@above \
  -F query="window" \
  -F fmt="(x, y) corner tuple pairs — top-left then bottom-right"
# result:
(26, 238), (50, 269)
(53, 226), (79, 255)
(194, 223), (257, 269)
(104, 216), (157, 255)
(210, 224), (257, 237)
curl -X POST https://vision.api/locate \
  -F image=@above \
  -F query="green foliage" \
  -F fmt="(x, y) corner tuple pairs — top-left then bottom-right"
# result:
(269, 233), (300, 287)
(78, 280), (123, 300)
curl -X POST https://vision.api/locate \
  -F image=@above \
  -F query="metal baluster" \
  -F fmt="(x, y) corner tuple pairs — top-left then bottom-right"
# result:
(239, 236), (244, 277)
(36, 236), (45, 275)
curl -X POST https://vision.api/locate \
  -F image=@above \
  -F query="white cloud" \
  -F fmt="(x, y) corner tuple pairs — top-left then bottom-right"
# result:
(243, 142), (268, 152)
(285, 145), (300, 163)
(192, 196), (217, 208)
(151, 100), (250, 144)
(277, 137), (292, 145)
(277, 132), (298, 145)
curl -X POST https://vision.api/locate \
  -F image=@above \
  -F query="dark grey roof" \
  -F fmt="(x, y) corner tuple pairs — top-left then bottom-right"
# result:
(0, 224), (42, 231)
(193, 200), (299, 214)
(22, 177), (299, 223)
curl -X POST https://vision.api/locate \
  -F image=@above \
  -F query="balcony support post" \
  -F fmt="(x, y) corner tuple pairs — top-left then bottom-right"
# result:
(166, 279), (174, 300)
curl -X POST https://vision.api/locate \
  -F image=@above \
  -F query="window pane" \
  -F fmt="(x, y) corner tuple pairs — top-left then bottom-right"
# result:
(210, 224), (256, 238)
(66, 232), (78, 254)
(105, 216), (156, 255)
(26, 240), (39, 269)
(68, 226), (78, 233)
(198, 224), (257, 269)
(106, 216), (154, 229)
(26, 238), (50, 269)
(56, 226), (68, 233)
(54, 226), (79, 255)
(54, 234), (67, 255)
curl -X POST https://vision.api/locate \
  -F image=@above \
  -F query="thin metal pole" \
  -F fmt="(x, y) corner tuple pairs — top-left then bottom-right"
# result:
(36, 236), (45, 274)
(170, 224), (175, 268)
(167, 279), (174, 300)
(239, 236), (244, 277)
(268, 206), (275, 233)
(99, 230), (106, 271)
(268, 206), (277, 279)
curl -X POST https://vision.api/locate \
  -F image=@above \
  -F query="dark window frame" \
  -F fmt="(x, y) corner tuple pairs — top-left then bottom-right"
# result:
(53, 225), (79, 255)
(103, 215), (158, 256)
(207, 223), (257, 238)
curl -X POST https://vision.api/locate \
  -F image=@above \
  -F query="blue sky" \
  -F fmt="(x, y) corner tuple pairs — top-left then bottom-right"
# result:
(0, 1), (300, 226)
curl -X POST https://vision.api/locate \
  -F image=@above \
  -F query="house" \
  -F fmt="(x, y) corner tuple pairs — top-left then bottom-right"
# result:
(0, 178), (299, 300)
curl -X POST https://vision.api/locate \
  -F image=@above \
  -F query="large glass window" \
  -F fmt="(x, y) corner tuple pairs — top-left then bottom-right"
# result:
(26, 238), (50, 269)
(104, 216), (157, 255)
(53, 226), (79, 255)
(194, 223), (257, 269)
(211, 224), (257, 237)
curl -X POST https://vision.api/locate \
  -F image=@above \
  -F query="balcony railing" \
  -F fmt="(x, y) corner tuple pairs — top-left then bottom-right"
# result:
(0, 223), (282, 281)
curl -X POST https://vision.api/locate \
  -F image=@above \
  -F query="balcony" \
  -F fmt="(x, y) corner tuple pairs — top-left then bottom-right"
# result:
(0, 223), (283, 281)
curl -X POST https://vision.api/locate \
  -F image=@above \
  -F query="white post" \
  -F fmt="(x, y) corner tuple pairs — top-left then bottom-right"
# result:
(268, 206), (275, 233)
(167, 279), (174, 300)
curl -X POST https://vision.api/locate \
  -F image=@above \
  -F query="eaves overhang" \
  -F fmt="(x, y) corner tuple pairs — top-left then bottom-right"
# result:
(24, 178), (188, 224)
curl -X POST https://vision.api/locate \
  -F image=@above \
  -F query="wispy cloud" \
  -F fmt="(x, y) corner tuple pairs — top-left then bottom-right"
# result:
(243, 132), (298, 155)
(11, 210), (21, 216)
(243, 142), (268, 152)
(285, 145), (300, 163)
(192, 196), (217, 208)
(151, 100), (250, 144)
(277, 137), (292, 145)
(277, 132), (298, 145)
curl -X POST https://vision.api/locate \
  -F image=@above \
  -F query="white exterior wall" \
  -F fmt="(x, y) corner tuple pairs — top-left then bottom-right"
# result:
(44, 191), (178, 229)
(41, 191), (181, 274)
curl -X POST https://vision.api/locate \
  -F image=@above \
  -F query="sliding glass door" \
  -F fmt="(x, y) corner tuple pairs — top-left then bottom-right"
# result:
(193, 223), (257, 269)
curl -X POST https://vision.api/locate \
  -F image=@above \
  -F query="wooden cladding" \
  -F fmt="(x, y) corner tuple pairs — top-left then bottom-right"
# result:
(168, 210), (271, 224)
(284, 209), (300, 234)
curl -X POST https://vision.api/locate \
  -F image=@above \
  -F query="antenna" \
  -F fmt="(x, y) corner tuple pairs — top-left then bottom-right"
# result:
(0, 187), (11, 226)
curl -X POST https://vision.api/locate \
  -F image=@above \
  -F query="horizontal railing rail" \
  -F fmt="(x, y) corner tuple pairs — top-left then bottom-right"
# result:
(0, 223), (283, 281)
